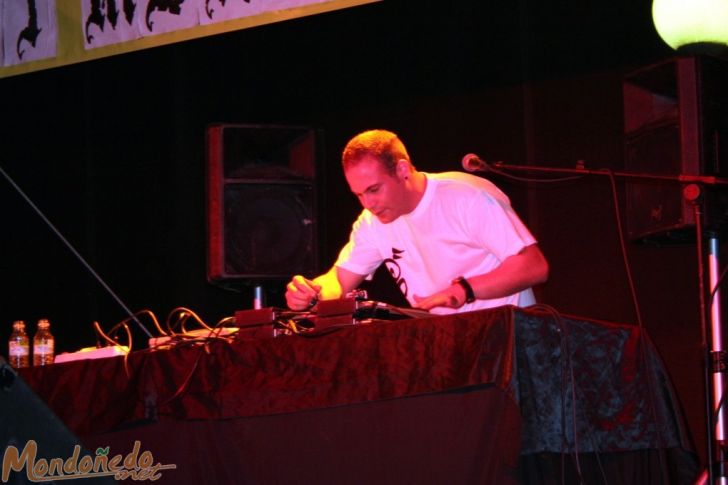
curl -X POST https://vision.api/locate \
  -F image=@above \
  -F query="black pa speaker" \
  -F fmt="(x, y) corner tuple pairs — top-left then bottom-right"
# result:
(206, 124), (320, 283)
(0, 359), (115, 484)
(623, 55), (728, 243)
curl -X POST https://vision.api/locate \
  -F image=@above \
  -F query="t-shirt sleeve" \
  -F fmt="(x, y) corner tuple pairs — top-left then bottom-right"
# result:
(466, 189), (537, 261)
(334, 212), (384, 278)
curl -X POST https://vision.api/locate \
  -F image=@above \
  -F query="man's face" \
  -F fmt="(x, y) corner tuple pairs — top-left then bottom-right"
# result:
(344, 155), (408, 224)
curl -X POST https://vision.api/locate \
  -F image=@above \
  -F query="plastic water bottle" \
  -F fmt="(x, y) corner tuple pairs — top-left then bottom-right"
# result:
(32, 318), (55, 366)
(8, 320), (30, 368)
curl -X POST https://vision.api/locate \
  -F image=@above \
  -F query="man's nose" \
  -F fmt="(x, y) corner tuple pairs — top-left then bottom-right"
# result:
(361, 193), (375, 209)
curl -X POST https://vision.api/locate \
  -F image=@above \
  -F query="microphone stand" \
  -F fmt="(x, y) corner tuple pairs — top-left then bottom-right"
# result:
(0, 165), (154, 339)
(475, 160), (728, 484)
(486, 160), (728, 186)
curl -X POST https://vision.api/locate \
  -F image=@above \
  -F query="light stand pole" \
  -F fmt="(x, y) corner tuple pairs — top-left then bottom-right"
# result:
(707, 227), (726, 485)
(708, 229), (726, 455)
(686, 183), (727, 485)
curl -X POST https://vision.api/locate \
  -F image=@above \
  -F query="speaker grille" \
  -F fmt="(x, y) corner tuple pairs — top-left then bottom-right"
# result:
(625, 122), (694, 241)
(223, 182), (315, 278)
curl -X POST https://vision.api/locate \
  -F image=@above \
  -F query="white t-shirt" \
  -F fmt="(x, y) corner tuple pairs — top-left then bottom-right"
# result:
(335, 171), (537, 314)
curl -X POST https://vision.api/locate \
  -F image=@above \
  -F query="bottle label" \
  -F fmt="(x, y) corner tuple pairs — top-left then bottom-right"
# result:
(9, 342), (29, 356)
(34, 343), (54, 354)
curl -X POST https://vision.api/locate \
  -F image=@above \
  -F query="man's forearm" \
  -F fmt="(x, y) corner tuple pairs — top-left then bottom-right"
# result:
(467, 244), (548, 300)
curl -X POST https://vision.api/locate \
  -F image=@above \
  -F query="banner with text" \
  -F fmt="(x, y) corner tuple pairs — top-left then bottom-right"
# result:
(0, 0), (379, 78)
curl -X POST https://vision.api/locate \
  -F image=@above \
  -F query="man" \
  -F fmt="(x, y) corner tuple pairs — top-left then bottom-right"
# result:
(285, 129), (548, 314)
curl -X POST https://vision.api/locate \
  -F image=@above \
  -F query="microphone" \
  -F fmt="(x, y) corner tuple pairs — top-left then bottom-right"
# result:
(461, 153), (488, 172)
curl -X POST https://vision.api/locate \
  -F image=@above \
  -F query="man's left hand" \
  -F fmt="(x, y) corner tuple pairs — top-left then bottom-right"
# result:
(412, 283), (467, 311)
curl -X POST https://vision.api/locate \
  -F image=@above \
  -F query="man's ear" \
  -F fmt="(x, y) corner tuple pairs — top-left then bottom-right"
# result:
(395, 159), (411, 180)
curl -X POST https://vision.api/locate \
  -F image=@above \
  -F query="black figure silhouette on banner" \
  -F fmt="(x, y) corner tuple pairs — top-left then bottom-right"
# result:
(108, 0), (137, 30)
(85, 0), (136, 44)
(146, 0), (185, 31)
(205, 0), (251, 21)
(17, 0), (42, 60)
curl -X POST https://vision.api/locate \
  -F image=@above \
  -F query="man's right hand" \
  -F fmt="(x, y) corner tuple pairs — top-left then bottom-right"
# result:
(285, 275), (322, 310)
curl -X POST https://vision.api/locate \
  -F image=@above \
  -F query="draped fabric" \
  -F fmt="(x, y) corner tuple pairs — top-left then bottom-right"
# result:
(19, 307), (516, 434)
(514, 310), (694, 454)
(17, 306), (699, 484)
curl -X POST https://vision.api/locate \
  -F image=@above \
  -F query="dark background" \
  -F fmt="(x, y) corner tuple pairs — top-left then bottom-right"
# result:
(0, 0), (717, 465)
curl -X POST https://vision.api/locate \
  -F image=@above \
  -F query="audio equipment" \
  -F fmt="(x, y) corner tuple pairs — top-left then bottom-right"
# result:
(623, 55), (728, 243)
(206, 124), (321, 282)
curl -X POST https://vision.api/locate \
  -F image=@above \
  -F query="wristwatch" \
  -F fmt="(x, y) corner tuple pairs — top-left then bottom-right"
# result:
(451, 276), (476, 304)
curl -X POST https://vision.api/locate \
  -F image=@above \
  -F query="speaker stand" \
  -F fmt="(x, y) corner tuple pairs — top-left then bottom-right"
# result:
(689, 184), (728, 485)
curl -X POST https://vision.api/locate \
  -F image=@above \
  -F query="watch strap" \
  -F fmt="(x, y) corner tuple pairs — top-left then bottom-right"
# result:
(452, 276), (476, 304)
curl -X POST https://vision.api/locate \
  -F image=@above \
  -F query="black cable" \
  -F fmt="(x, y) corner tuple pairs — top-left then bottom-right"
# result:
(693, 204), (716, 485)
(485, 165), (586, 184)
(709, 262), (728, 308)
(158, 346), (206, 407)
(604, 171), (644, 329)
(485, 165), (667, 482)
(605, 170), (668, 482)
(708, 259), (728, 429)
(529, 304), (586, 484)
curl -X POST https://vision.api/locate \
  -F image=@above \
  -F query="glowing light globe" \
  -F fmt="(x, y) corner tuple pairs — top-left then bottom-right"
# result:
(652, 0), (728, 52)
